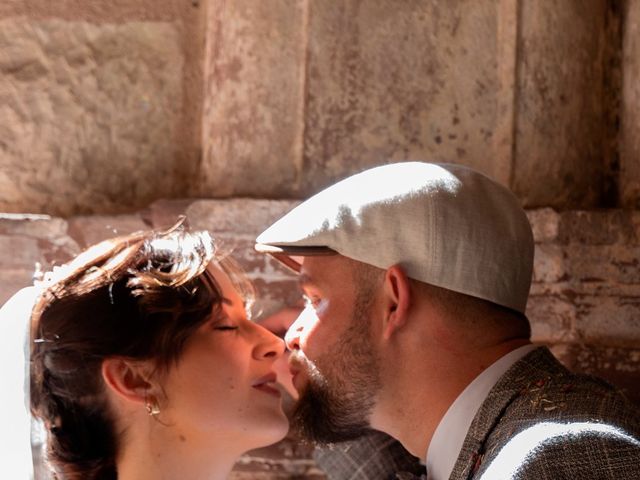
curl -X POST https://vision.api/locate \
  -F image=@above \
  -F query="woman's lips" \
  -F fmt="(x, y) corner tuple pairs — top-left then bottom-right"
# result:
(252, 372), (281, 398)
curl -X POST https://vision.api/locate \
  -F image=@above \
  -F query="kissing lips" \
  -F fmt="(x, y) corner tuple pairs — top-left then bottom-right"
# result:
(288, 355), (307, 389)
(252, 372), (281, 398)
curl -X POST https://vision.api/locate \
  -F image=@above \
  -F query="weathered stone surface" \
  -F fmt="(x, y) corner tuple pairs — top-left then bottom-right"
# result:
(557, 210), (640, 245)
(0, 235), (43, 269)
(527, 294), (577, 344)
(0, 18), (184, 216)
(550, 343), (640, 404)
(527, 209), (640, 349)
(621, 0), (640, 207)
(200, 0), (308, 197)
(198, 0), (618, 204)
(300, 1), (504, 195)
(512, 0), (607, 208)
(0, 214), (67, 238)
(527, 208), (559, 242)
(532, 244), (565, 283)
(187, 199), (299, 235)
(141, 199), (195, 231)
(67, 214), (147, 247)
(574, 295), (640, 348)
(0, 0), (199, 22)
(0, 1), (635, 214)
(0, 268), (37, 305)
(566, 245), (640, 285)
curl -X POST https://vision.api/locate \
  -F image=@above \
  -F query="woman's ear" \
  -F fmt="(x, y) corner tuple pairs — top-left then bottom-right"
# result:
(382, 264), (411, 340)
(101, 358), (155, 407)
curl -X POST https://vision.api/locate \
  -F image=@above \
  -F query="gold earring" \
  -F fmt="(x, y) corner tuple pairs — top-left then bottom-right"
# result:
(145, 397), (160, 416)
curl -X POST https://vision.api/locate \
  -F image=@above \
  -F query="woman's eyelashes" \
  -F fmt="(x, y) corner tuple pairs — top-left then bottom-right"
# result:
(214, 325), (238, 331)
(212, 315), (238, 331)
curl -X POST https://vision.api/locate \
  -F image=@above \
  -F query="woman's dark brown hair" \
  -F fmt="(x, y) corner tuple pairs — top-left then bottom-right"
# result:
(30, 226), (252, 480)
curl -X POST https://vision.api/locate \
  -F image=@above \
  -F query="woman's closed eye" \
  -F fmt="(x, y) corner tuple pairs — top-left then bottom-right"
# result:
(212, 316), (238, 331)
(214, 325), (238, 331)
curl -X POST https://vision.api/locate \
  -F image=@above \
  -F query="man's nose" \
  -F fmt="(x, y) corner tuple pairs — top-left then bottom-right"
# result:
(284, 306), (311, 351)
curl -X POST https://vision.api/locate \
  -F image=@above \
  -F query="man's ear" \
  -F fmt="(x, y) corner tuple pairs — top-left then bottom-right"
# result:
(101, 357), (155, 407)
(381, 264), (411, 340)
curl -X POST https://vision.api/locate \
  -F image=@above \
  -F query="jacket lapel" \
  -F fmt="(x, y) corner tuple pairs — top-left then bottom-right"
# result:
(447, 347), (563, 479)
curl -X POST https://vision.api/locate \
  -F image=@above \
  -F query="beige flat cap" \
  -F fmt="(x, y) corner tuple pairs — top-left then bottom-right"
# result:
(256, 162), (533, 314)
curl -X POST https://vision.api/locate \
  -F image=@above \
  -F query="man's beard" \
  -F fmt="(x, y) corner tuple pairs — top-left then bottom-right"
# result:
(291, 285), (381, 444)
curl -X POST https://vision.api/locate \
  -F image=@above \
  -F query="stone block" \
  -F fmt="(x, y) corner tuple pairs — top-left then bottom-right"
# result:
(0, 214), (67, 238)
(567, 245), (640, 284)
(532, 244), (565, 283)
(574, 295), (640, 348)
(216, 235), (296, 281)
(200, 0), (308, 197)
(558, 210), (638, 245)
(0, 18), (184, 216)
(621, 0), (640, 207)
(527, 208), (559, 243)
(67, 214), (147, 248)
(0, 235), (43, 270)
(300, 0), (505, 195)
(0, 269), (36, 306)
(141, 199), (194, 231)
(512, 0), (607, 207)
(186, 199), (299, 235)
(527, 294), (577, 343)
(37, 237), (81, 269)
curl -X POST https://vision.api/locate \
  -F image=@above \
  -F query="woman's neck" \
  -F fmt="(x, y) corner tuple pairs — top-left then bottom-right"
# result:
(116, 423), (245, 480)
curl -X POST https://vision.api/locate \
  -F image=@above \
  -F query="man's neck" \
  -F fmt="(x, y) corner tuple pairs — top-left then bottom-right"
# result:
(372, 338), (532, 458)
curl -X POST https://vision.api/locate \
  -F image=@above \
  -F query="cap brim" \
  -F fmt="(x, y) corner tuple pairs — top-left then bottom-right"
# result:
(254, 244), (337, 272)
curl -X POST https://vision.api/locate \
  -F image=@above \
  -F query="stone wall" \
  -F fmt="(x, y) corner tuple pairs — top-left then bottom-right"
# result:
(622, 0), (640, 207)
(201, 0), (629, 208)
(0, 0), (205, 216)
(2, 201), (639, 478)
(1, 0), (640, 213)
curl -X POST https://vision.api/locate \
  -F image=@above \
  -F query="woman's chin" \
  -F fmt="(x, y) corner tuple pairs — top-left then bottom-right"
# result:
(250, 410), (290, 449)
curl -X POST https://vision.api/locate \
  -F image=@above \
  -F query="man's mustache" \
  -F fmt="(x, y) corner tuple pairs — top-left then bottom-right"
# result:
(288, 351), (310, 372)
(288, 351), (329, 387)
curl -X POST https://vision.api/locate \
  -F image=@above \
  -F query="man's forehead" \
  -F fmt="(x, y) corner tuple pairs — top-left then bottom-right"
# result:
(297, 254), (357, 283)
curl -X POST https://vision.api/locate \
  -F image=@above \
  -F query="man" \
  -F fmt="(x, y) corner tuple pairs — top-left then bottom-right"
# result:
(255, 162), (640, 479)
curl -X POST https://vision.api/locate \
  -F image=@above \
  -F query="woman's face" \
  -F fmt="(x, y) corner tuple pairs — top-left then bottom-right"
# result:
(157, 263), (289, 448)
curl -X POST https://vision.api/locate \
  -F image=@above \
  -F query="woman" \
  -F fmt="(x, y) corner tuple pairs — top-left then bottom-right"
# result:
(29, 225), (290, 480)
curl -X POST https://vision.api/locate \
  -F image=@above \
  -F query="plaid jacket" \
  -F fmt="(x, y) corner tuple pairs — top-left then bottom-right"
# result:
(314, 430), (426, 480)
(315, 347), (640, 479)
(451, 347), (640, 479)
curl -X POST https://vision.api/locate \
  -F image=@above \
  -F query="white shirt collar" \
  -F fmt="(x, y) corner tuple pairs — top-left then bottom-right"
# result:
(425, 344), (537, 480)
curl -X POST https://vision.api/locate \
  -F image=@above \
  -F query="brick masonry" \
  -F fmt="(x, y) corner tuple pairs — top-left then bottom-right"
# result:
(2, 200), (639, 478)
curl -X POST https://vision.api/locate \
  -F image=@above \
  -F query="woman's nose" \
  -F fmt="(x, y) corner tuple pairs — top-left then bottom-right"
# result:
(254, 324), (286, 360)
